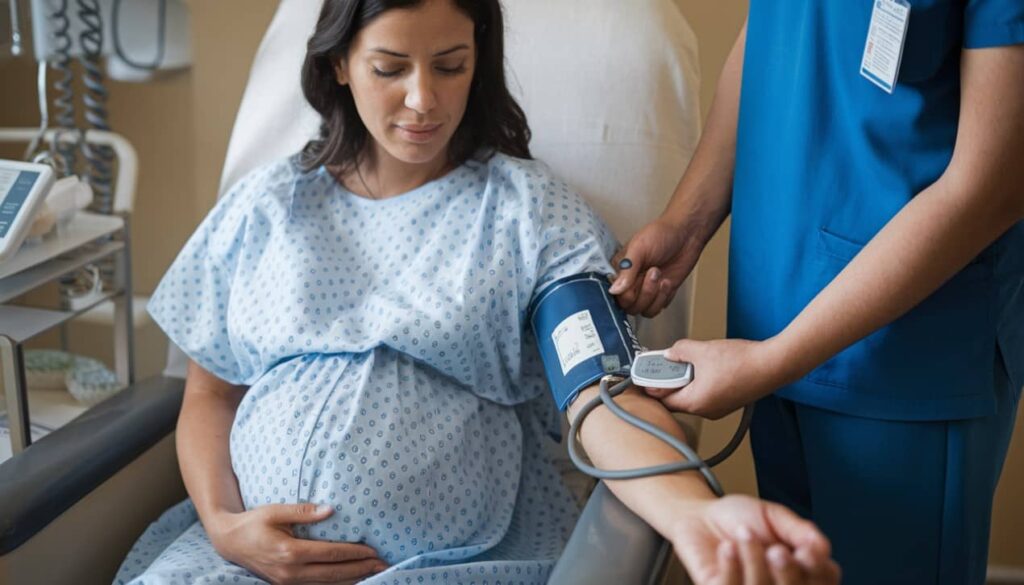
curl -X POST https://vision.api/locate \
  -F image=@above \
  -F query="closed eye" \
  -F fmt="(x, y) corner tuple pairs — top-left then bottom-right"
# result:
(372, 67), (403, 78)
(436, 63), (467, 75)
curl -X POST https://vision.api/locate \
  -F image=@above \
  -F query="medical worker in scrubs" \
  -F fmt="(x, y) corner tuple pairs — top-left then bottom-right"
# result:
(610, 2), (1024, 584)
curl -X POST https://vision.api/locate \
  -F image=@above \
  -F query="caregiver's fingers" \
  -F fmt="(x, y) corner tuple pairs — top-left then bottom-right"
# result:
(643, 385), (675, 399)
(609, 247), (647, 297)
(642, 278), (676, 318)
(626, 267), (663, 315)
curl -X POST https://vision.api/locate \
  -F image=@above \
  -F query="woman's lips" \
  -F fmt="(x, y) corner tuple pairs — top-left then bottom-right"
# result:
(395, 123), (442, 143)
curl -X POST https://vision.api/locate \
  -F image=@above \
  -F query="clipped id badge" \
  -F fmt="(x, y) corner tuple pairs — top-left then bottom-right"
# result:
(860, 0), (911, 93)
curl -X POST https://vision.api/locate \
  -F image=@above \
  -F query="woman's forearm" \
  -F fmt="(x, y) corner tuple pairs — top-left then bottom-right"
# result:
(661, 22), (747, 245)
(567, 385), (716, 539)
(177, 361), (248, 525)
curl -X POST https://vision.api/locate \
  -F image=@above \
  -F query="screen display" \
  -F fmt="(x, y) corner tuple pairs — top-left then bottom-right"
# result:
(634, 355), (691, 380)
(0, 169), (40, 238)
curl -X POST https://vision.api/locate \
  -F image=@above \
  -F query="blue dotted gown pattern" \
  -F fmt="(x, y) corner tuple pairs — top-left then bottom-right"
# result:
(115, 153), (619, 584)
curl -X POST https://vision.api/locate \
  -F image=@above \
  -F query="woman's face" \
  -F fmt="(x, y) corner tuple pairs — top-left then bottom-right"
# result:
(336, 0), (476, 168)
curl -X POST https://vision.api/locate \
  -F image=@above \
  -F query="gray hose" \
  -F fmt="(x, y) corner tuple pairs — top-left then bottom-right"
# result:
(567, 374), (756, 498)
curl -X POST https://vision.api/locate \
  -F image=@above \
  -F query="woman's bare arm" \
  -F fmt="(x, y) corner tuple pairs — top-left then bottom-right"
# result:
(567, 385), (839, 584)
(176, 360), (248, 524)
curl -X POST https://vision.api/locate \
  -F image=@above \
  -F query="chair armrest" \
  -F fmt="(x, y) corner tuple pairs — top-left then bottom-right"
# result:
(547, 482), (675, 585)
(0, 376), (184, 554)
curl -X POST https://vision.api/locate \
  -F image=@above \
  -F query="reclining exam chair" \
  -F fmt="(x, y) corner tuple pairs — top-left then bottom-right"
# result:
(0, 1), (702, 583)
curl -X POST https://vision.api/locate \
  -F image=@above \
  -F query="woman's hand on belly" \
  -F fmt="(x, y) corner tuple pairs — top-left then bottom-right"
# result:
(207, 502), (388, 584)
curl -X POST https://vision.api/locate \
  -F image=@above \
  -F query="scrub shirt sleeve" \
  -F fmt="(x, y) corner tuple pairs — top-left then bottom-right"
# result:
(963, 0), (1024, 48)
(147, 170), (267, 386)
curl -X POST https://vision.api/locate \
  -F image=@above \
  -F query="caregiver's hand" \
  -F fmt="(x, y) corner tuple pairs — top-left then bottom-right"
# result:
(609, 217), (703, 317)
(672, 495), (840, 585)
(645, 338), (792, 420)
(208, 503), (388, 584)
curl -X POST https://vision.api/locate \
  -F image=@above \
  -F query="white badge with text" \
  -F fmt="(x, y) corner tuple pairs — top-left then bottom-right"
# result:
(861, 0), (911, 93)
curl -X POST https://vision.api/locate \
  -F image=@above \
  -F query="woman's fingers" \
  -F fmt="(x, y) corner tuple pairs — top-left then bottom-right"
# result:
(295, 539), (381, 563)
(712, 541), (742, 585)
(290, 558), (388, 583)
(766, 545), (804, 585)
(261, 502), (334, 526)
(762, 502), (831, 557)
(734, 528), (771, 585)
(794, 546), (842, 585)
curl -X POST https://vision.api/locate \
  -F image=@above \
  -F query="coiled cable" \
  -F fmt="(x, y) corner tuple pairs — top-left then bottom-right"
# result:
(77, 0), (117, 287)
(51, 0), (78, 175)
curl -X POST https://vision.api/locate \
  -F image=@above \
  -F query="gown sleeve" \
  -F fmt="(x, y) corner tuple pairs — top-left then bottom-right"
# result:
(529, 176), (619, 291)
(514, 163), (621, 439)
(147, 166), (275, 385)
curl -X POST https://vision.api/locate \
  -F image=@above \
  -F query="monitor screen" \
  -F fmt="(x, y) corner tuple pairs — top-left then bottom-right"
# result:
(0, 169), (40, 238)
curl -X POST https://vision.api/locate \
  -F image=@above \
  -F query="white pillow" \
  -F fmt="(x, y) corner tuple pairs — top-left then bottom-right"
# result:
(504, 0), (701, 349)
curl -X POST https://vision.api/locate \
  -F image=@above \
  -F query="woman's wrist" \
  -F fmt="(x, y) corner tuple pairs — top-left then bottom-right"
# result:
(200, 505), (241, 550)
(635, 472), (720, 539)
(665, 496), (716, 545)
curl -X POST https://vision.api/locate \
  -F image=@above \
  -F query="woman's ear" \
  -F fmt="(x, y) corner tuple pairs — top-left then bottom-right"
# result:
(334, 60), (349, 86)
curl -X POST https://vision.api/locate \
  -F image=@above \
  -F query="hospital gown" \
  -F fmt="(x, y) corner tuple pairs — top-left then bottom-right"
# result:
(115, 152), (619, 584)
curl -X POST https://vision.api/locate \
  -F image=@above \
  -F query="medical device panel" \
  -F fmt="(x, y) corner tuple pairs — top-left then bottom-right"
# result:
(631, 350), (694, 389)
(27, 0), (191, 80)
(0, 159), (54, 262)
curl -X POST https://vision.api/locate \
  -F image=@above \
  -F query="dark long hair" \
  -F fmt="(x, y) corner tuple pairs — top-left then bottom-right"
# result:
(300, 0), (531, 173)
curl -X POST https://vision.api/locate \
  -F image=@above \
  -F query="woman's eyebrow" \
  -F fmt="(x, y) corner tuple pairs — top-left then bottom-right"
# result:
(370, 44), (470, 58)
(433, 44), (469, 57)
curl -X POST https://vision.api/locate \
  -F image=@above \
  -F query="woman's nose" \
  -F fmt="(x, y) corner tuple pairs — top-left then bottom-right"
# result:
(404, 72), (438, 114)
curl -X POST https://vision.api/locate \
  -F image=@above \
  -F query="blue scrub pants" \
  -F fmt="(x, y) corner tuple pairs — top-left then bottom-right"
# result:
(750, 354), (1021, 585)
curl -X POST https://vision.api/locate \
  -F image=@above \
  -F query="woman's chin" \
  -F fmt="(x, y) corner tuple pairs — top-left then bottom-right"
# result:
(380, 139), (449, 167)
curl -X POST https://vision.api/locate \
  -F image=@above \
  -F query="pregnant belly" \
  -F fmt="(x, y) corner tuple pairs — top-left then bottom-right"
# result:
(229, 349), (524, 564)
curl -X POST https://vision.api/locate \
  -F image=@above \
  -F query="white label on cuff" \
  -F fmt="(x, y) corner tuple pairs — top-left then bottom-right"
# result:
(552, 310), (606, 375)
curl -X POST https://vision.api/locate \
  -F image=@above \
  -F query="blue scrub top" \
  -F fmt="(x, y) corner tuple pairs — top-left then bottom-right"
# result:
(729, 0), (1024, 421)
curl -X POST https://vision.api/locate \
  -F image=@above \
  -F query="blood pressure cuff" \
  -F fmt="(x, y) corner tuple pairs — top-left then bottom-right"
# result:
(528, 272), (641, 411)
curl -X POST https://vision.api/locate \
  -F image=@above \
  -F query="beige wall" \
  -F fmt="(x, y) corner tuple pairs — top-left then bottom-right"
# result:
(0, 0), (1020, 569)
